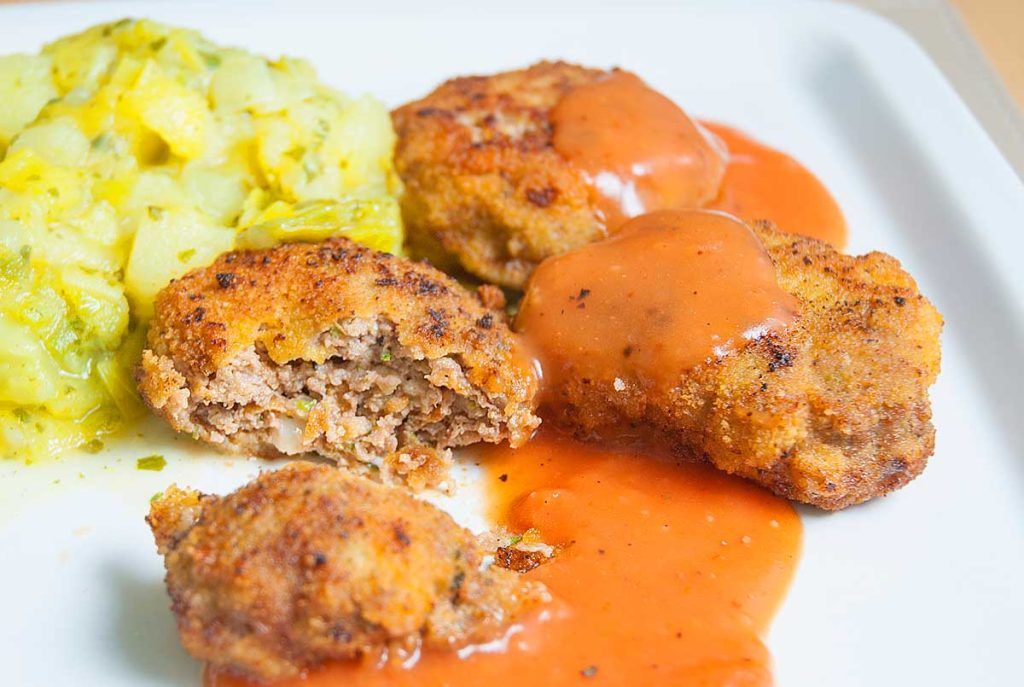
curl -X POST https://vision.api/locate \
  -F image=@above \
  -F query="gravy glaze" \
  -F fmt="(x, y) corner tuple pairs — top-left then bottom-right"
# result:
(207, 431), (801, 687)
(515, 209), (800, 402)
(550, 69), (845, 247)
(551, 70), (728, 230)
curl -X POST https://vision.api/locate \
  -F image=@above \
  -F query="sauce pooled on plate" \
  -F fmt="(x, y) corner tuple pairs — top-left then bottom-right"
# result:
(705, 122), (847, 248)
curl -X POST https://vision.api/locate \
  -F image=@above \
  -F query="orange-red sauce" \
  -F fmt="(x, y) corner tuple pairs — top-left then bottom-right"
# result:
(551, 70), (727, 230)
(549, 70), (845, 247)
(704, 122), (847, 248)
(515, 209), (800, 397)
(208, 432), (801, 687)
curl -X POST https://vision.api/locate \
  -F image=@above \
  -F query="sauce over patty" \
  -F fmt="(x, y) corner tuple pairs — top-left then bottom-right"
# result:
(551, 70), (728, 230)
(207, 431), (801, 687)
(549, 70), (845, 247)
(515, 209), (800, 403)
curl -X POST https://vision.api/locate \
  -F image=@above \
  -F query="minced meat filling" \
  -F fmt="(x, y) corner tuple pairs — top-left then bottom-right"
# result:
(157, 317), (511, 490)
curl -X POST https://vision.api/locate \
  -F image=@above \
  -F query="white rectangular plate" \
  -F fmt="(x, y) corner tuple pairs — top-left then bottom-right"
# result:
(1, 2), (1022, 685)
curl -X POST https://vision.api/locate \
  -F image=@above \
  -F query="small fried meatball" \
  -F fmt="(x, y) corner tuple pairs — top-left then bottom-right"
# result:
(147, 464), (547, 681)
(137, 237), (539, 491)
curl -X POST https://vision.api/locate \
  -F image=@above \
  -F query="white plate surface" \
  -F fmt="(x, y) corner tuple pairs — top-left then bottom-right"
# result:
(1, 1), (1022, 686)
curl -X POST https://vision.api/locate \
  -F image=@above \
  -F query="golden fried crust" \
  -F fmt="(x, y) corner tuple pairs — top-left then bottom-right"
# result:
(141, 237), (537, 417)
(393, 61), (607, 288)
(147, 464), (546, 681)
(546, 224), (943, 510)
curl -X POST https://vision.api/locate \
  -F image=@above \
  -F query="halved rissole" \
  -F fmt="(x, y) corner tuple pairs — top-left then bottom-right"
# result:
(137, 238), (540, 490)
(147, 463), (548, 681)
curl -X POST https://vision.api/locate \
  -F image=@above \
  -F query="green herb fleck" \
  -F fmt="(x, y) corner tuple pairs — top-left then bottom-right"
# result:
(13, 408), (31, 423)
(150, 491), (164, 503)
(313, 118), (330, 141)
(83, 439), (104, 454)
(91, 133), (114, 150)
(507, 534), (523, 547)
(302, 155), (321, 178)
(379, 349), (392, 362)
(295, 397), (316, 415)
(177, 248), (196, 263)
(136, 454), (167, 471)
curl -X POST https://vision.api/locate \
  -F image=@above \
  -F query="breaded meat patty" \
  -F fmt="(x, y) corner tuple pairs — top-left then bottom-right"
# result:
(137, 238), (540, 491)
(533, 222), (943, 510)
(393, 61), (608, 288)
(148, 464), (547, 681)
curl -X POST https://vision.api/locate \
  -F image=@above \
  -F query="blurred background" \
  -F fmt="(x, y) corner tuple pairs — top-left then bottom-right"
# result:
(848, 0), (1023, 177)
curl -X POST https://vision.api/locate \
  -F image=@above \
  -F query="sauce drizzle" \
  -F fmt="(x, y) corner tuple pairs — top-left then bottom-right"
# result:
(515, 209), (800, 400)
(551, 70), (728, 230)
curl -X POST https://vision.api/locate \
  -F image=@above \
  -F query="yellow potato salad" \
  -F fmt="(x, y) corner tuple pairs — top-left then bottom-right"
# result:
(0, 19), (403, 461)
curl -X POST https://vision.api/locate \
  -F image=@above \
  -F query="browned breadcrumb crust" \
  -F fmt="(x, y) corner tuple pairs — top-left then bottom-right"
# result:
(393, 61), (609, 289)
(541, 222), (943, 510)
(494, 546), (548, 573)
(137, 237), (540, 489)
(147, 463), (547, 681)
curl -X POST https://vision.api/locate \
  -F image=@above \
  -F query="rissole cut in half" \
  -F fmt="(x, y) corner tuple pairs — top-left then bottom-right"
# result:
(148, 463), (547, 680)
(137, 237), (539, 490)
